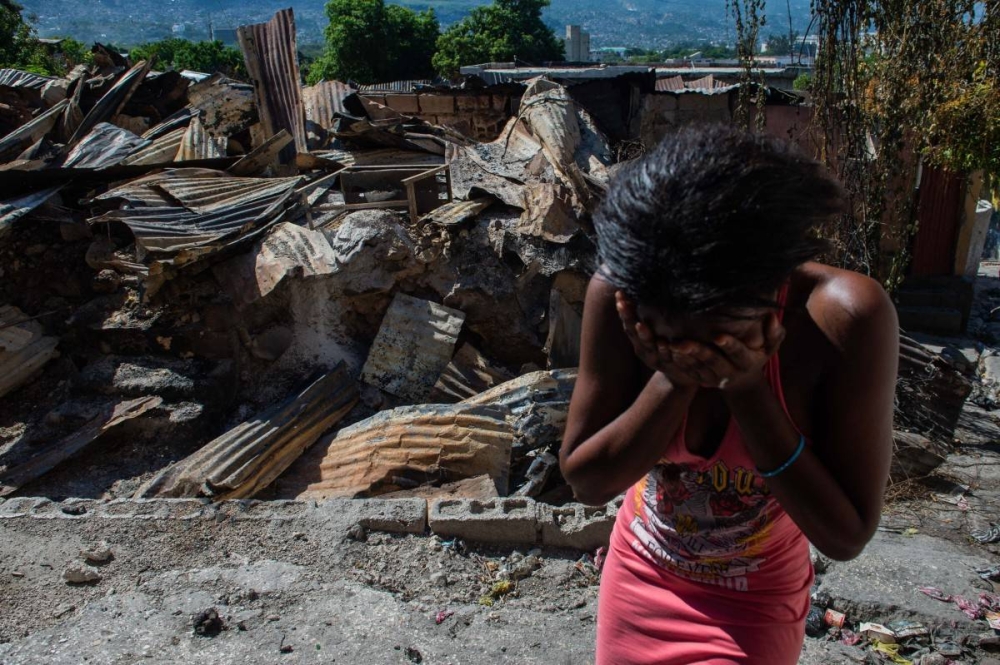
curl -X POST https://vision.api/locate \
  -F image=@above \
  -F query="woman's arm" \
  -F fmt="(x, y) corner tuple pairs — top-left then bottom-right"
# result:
(559, 275), (698, 505)
(724, 274), (898, 561)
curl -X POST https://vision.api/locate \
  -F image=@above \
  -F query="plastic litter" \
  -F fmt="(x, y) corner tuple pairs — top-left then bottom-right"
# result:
(860, 622), (897, 643)
(977, 565), (1000, 581)
(871, 640), (912, 665)
(987, 611), (1000, 631)
(887, 619), (929, 640)
(972, 523), (1000, 544)
(435, 610), (454, 625)
(805, 606), (826, 637)
(840, 629), (861, 646)
(594, 546), (607, 571)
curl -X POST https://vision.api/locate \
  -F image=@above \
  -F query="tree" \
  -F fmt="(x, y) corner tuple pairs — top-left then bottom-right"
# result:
(130, 38), (246, 79)
(308, 0), (439, 85)
(0, 0), (45, 73)
(433, 0), (565, 79)
(765, 31), (799, 55)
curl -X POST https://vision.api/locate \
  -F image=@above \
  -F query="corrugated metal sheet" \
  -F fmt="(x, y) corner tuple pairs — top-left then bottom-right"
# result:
(359, 80), (432, 94)
(186, 75), (256, 137)
(303, 80), (355, 128)
(69, 59), (153, 145)
(121, 127), (186, 166)
(655, 75), (686, 92)
(301, 402), (514, 499)
(88, 170), (302, 268)
(463, 368), (577, 455)
(420, 197), (493, 226)
(175, 115), (227, 162)
(237, 9), (307, 160)
(911, 165), (967, 277)
(429, 342), (514, 403)
(135, 365), (357, 500)
(0, 69), (56, 90)
(62, 122), (150, 169)
(0, 186), (62, 234)
(157, 174), (302, 214)
(0, 305), (60, 401)
(361, 293), (466, 402)
(0, 99), (69, 160)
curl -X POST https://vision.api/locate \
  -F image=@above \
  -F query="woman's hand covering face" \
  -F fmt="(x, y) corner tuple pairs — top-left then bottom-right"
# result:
(615, 292), (785, 391)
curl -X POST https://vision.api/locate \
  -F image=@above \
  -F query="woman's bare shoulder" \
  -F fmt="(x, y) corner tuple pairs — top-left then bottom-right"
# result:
(800, 262), (899, 352)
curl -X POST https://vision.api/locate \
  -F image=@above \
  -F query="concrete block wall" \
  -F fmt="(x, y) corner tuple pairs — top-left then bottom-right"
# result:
(640, 92), (734, 146)
(0, 495), (619, 550)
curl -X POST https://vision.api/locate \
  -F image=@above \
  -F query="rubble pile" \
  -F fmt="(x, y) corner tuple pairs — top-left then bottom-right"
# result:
(0, 9), (973, 506)
(0, 10), (604, 503)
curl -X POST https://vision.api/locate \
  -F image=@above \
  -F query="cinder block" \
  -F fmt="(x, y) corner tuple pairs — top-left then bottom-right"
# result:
(455, 95), (482, 112)
(355, 498), (427, 534)
(162, 499), (215, 520)
(418, 94), (456, 115)
(98, 498), (172, 519)
(383, 94), (420, 114)
(0, 497), (49, 518)
(34, 499), (100, 519)
(428, 497), (539, 544)
(233, 500), (311, 521)
(540, 501), (618, 550)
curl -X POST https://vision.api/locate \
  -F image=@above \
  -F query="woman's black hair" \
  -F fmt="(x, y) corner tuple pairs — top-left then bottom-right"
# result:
(595, 124), (845, 314)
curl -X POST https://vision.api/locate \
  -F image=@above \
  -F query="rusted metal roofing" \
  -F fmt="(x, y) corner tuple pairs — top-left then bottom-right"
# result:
(175, 115), (227, 162)
(62, 122), (149, 169)
(186, 75), (256, 138)
(429, 342), (514, 402)
(135, 364), (357, 500)
(361, 293), (466, 402)
(0, 69), (56, 90)
(69, 59), (153, 145)
(303, 80), (355, 128)
(655, 75), (686, 92)
(301, 401), (514, 499)
(0, 186), (63, 233)
(237, 9), (307, 160)
(463, 368), (577, 455)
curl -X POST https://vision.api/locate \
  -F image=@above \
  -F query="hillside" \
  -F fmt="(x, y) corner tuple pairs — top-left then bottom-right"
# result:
(20, 0), (813, 51)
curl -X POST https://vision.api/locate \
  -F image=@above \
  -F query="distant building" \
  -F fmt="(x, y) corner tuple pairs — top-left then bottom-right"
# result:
(564, 26), (591, 62)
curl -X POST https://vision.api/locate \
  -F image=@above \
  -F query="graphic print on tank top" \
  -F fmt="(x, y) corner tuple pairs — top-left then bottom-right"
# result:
(629, 457), (777, 592)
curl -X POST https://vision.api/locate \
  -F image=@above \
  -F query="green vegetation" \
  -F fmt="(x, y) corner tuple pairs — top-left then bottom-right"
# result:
(0, 1), (91, 75)
(130, 38), (246, 79)
(764, 31), (799, 56)
(792, 72), (811, 90)
(308, 0), (439, 85)
(432, 0), (564, 79)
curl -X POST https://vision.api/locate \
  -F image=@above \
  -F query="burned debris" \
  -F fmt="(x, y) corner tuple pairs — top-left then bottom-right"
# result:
(0, 8), (970, 509)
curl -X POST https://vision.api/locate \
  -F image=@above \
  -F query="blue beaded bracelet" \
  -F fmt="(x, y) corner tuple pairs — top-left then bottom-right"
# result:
(758, 434), (806, 479)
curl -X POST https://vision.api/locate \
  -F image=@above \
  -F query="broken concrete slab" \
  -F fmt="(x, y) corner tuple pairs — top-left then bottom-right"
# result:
(0, 304), (60, 399)
(539, 499), (620, 550)
(817, 531), (995, 625)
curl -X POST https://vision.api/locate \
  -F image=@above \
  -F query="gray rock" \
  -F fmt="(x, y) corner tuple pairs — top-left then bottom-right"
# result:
(63, 565), (101, 585)
(80, 541), (112, 564)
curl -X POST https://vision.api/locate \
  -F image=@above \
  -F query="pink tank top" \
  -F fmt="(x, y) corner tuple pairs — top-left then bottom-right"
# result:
(614, 286), (812, 619)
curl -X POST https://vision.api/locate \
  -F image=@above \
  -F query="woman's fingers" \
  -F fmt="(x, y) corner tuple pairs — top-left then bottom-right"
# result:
(715, 334), (756, 369)
(763, 312), (787, 356)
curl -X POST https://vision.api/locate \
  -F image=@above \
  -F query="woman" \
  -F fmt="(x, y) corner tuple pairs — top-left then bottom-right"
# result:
(559, 125), (899, 664)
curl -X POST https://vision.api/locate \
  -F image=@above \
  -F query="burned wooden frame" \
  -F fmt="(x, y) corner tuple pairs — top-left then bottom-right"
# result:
(303, 163), (453, 226)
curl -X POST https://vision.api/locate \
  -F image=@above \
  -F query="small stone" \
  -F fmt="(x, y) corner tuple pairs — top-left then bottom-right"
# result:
(63, 564), (101, 584)
(193, 608), (225, 637)
(81, 541), (113, 564)
(61, 504), (87, 516)
(347, 523), (368, 542)
(918, 653), (947, 665)
(404, 646), (423, 663)
(11, 571), (24, 578)
(280, 644), (294, 654)
(51, 604), (75, 619)
(91, 269), (122, 294)
(429, 572), (449, 587)
(292, 532), (306, 541)
(267, 614), (281, 622)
